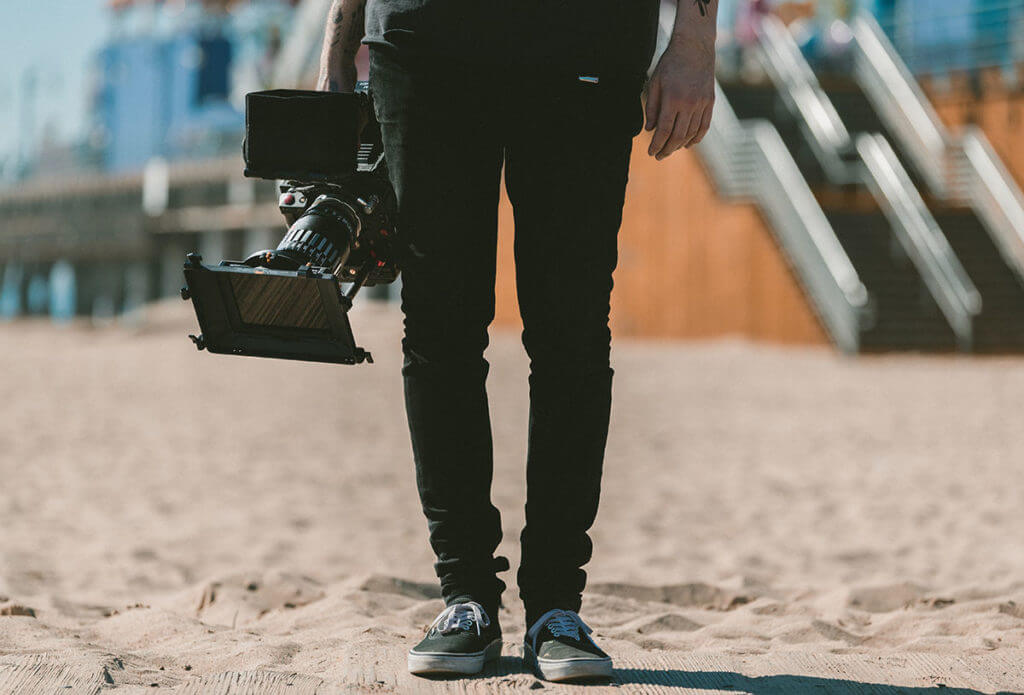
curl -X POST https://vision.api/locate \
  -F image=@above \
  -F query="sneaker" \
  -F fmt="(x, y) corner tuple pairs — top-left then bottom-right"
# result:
(524, 609), (613, 682)
(407, 602), (502, 676)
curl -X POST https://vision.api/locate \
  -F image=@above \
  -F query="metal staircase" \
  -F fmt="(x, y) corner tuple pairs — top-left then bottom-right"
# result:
(730, 15), (983, 351)
(848, 13), (1024, 352)
(698, 84), (868, 353)
(719, 82), (960, 351)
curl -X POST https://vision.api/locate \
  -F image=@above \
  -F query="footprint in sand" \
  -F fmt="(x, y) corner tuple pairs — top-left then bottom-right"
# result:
(358, 575), (440, 601)
(998, 600), (1024, 620)
(635, 613), (704, 634)
(589, 581), (754, 611)
(191, 571), (325, 627)
(847, 582), (928, 612)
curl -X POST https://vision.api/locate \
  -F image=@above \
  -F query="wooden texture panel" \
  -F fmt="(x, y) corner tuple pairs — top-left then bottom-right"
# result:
(494, 132), (828, 346)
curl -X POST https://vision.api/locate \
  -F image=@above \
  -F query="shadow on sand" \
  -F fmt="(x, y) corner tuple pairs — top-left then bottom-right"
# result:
(417, 658), (1022, 694)
(612, 669), (1024, 695)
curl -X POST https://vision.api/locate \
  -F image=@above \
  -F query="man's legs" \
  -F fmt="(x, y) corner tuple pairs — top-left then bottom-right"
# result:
(369, 49), (508, 618)
(505, 76), (643, 628)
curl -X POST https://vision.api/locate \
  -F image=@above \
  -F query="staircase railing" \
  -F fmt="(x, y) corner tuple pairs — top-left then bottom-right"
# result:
(959, 129), (1024, 284)
(851, 12), (1024, 287)
(698, 83), (867, 353)
(756, 15), (980, 350)
(857, 134), (981, 349)
(850, 13), (950, 196)
(757, 16), (857, 185)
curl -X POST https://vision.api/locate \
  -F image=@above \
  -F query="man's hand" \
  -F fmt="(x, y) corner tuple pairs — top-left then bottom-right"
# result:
(317, 0), (366, 92)
(645, 1), (717, 160)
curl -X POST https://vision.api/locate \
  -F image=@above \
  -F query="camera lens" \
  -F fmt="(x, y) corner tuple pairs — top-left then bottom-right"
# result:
(245, 195), (361, 275)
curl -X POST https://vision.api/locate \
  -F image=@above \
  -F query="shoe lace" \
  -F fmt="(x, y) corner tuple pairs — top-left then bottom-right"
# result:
(429, 602), (491, 636)
(526, 609), (593, 651)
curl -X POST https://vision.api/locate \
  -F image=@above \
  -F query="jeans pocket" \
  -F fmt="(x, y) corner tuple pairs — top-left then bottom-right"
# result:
(549, 77), (645, 140)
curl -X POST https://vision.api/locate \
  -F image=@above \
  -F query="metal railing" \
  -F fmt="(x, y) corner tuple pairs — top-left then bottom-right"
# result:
(756, 15), (980, 348)
(960, 130), (1024, 274)
(757, 16), (858, 184)
(851, 13), (952, 195)
(852, 11), (1024, 286)
(857, 134), (981, 349)
(698, 82), (868, 353)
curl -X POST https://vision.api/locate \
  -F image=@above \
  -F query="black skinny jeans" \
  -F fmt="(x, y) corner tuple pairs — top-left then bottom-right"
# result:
(368, 48), (643, 627)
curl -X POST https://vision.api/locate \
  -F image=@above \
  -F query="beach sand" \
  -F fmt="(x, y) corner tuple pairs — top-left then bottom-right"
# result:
(0, 300), (1022, 693)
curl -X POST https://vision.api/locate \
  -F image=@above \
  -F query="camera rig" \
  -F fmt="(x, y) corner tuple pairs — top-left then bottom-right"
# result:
(181, 85), (399, 365)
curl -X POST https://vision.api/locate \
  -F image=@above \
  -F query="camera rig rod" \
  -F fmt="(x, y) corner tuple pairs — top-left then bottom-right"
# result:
(343, 258), (377, 304)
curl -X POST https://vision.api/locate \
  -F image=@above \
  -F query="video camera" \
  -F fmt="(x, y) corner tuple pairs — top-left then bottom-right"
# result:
(181, 83), (399, 365)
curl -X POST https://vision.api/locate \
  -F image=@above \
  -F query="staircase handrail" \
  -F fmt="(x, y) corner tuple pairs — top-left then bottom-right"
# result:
(757, 16), (857, 184)
(857, 134), (980, 350)
(852, 13), (1024, 286)
(757, 16), (979, 349)
(699, 83), (867, 353)
(959, 128), (1024, 284)
(850, 13), (950, 196)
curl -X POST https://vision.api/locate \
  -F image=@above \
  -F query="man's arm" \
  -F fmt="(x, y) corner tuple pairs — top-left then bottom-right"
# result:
(317, 0), (368, 92)
(645, 0), (718, 160)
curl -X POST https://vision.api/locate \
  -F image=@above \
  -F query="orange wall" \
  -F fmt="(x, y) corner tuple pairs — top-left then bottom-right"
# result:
(493, 131), (829, 346)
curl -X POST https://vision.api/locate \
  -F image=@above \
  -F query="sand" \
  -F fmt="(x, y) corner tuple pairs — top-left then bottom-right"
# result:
(0, 300), (1023, 694)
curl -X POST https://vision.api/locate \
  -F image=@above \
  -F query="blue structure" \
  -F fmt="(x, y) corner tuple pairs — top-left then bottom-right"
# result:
(93, 3), (293, 173)
(862, 0), (1022, 76)
(718, 0), (1022, 78)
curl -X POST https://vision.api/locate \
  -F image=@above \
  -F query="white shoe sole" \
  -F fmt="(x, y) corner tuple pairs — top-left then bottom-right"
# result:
(525, 644), (613, 682)
(408, 638), (503, 676)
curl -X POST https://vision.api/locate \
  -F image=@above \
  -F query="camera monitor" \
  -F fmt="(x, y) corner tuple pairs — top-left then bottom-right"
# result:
(243, 89), (367, 182)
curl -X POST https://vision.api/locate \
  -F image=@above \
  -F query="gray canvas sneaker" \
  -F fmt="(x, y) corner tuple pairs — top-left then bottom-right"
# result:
(524, 609), (613, 682)
(408, 602), (502, 676)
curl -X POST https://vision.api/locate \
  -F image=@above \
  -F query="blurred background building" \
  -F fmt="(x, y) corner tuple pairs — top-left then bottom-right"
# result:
(2, 0), (1024, 354)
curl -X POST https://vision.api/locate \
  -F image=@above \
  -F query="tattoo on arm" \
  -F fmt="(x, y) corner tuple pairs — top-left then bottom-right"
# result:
(323, 0), (365, 54)
(346, 3), (365, 46)
(325, 0), (344, 49)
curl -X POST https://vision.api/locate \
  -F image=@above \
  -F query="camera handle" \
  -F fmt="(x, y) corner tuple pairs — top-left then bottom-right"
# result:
(340, 258), (377, 306)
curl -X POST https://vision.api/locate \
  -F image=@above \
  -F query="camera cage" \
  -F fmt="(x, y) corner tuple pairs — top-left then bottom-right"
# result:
(182, 85), (388, 366)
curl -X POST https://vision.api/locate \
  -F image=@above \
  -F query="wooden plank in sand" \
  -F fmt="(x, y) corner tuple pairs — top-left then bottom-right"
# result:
(4, 652), (1020, 693)
(175, 670), (347, 695)
(0, 653), (111, 695)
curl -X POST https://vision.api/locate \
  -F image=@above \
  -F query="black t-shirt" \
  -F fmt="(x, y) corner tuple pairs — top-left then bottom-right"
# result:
(363, 0), (661, 80)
